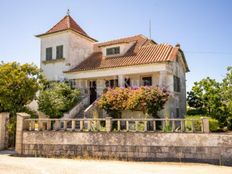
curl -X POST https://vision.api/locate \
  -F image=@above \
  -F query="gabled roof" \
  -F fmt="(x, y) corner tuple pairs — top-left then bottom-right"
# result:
(36, 15), (97, 41)
(66, 35), (189, 73)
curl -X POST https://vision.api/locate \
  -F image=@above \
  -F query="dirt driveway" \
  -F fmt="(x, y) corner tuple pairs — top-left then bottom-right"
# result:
(0, 151), (231, 174)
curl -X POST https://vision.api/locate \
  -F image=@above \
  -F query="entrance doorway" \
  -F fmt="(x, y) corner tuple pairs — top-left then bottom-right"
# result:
(89, 81), (97, 104)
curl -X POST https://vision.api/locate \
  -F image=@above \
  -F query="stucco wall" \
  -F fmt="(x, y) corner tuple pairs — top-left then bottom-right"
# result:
(22, 131), (232, 166)
(68, 32), (94, 68)
(64, 63), (167, 79)
(40, 31), (94, 81)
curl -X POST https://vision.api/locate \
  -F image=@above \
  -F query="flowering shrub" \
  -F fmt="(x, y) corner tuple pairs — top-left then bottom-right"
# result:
(127, 86), (169, 117)
(97, 87), (129, 118)
(97, 86), (169, 118)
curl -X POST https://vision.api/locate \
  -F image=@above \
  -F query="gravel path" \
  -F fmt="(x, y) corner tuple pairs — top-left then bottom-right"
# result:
(0, 151), (231, 174)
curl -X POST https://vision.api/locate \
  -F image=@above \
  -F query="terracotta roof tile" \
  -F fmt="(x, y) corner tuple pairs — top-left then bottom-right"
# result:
(36, 15), (96, 41)
(66, 35), (189, 72)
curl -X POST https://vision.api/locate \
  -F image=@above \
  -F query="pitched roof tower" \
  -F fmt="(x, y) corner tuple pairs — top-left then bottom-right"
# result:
(36, 13), (96, 41)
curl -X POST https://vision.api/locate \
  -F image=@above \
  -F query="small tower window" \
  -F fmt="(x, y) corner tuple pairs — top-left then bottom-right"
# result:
(46, 47), (52, 60)
(56, 45), (63, 59)
(174, 75), (181, 92)
(106, 47), (120, 56)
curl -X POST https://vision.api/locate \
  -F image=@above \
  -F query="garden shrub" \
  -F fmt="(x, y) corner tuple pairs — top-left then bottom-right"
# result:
(186, 115), (220, 132)
(38, 82), (81, 118)
(97, 86), (169, 118)
(127, 86), (169, 117)
(209, 118), (220, 132)
(97, 87), (129, 118)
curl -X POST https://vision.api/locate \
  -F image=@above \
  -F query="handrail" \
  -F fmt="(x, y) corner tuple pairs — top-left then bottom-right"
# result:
(63, 95), (89, 118)
(84, 98), (99, 118)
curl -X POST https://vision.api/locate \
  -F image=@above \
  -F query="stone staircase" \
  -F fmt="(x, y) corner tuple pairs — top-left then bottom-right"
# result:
(75, 107), (87, 118)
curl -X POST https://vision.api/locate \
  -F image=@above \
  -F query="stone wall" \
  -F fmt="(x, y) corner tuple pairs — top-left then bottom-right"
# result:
(21, 131), (232, 166)
(0, 113), (9, 150)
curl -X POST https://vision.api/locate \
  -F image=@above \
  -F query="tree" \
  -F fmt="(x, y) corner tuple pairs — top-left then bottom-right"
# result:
(0, 62), (43, 115)
(221, 67), (232, 129)
(0, 62), (44, 147)
(187, 68), (232, 129)
(38, 82), (81, 118)
(187, 91), (204, 109)
(188, 77), (222, 115)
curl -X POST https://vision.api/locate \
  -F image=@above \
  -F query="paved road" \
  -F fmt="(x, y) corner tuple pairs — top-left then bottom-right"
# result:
(0, 151), (231, 174)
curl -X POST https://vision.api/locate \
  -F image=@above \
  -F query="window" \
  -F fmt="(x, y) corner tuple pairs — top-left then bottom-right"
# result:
(142, 76), (152, 86)
(124, 78), (131, 88)
(56, 45), (63, 59)
(176, 108), (180, 118)
(106, 47), (120, 56)
(105, 79), (118, 88)
(173, 76), (181, 92)
(46, 47), (52, 60)
(69, 79), (76, 89)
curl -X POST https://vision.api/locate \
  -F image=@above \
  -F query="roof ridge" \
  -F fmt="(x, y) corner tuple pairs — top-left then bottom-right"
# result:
(141, 43), (173, 48)
(67, 15), (71, 28)
(47, 15), (68, 33)
(96, 34), (147, 45)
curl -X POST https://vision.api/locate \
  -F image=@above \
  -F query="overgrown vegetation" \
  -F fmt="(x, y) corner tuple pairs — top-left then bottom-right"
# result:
(187, 66), (232, 130)
(0, 62), (44, 147)
(38, 82), (81, 118)
(185, 115), (220, 132)
(97, 86), (169, 118)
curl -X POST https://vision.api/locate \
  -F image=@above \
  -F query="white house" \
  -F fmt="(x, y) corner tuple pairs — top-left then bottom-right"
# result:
(36, 14), (189, 118)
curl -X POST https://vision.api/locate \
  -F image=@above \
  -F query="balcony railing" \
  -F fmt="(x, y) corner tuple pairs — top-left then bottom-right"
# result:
(23, 117), (210, 133)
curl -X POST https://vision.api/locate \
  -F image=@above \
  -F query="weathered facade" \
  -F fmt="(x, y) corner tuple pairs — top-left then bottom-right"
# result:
(37, 14), (189, 118)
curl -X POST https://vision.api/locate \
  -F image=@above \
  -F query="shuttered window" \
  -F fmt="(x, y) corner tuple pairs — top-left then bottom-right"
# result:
(46, 47), (52, 60)
(56, 45), (63, 59)
(174, 76), (181, 92)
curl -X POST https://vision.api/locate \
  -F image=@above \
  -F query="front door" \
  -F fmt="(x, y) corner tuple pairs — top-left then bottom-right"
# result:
(89, 81), (97, 104)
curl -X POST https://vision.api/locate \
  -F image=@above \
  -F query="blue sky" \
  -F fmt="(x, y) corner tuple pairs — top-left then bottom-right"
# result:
(0, 0), (231, 91)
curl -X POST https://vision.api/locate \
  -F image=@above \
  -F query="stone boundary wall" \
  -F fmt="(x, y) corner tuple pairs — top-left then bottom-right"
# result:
(0, 113), (9, 150)
(21, 131), (232, 166)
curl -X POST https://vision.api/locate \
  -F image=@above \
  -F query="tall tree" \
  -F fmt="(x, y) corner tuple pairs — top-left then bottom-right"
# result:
(190, 77), (222, 115)
(221, 67), (232, 128)
(0, 62), (44, 115)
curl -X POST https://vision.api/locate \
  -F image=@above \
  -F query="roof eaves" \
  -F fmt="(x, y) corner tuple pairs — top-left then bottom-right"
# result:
(35, 28), (97, 42)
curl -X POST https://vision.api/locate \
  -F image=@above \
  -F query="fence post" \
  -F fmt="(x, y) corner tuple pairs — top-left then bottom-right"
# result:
(15, 113), (30, 155)
(0, 113), (9, 150)
(201, 117), (210, 133)
(106, 117), (112, 132)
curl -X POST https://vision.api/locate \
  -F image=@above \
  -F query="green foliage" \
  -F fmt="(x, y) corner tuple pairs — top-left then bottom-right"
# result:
(187, 67), (232, 130)
(0, 62), (44, 115)
(186, 108), (207, 115)
(97, 87), (169, 118)
(38, 82), (81, 118)
(186, 115), (220, 132)
(7, 116), (16, 147)
(187, 91), (204, 109)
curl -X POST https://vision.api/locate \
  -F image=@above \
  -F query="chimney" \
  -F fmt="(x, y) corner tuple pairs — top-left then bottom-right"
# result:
(175, 43), (180, 48)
